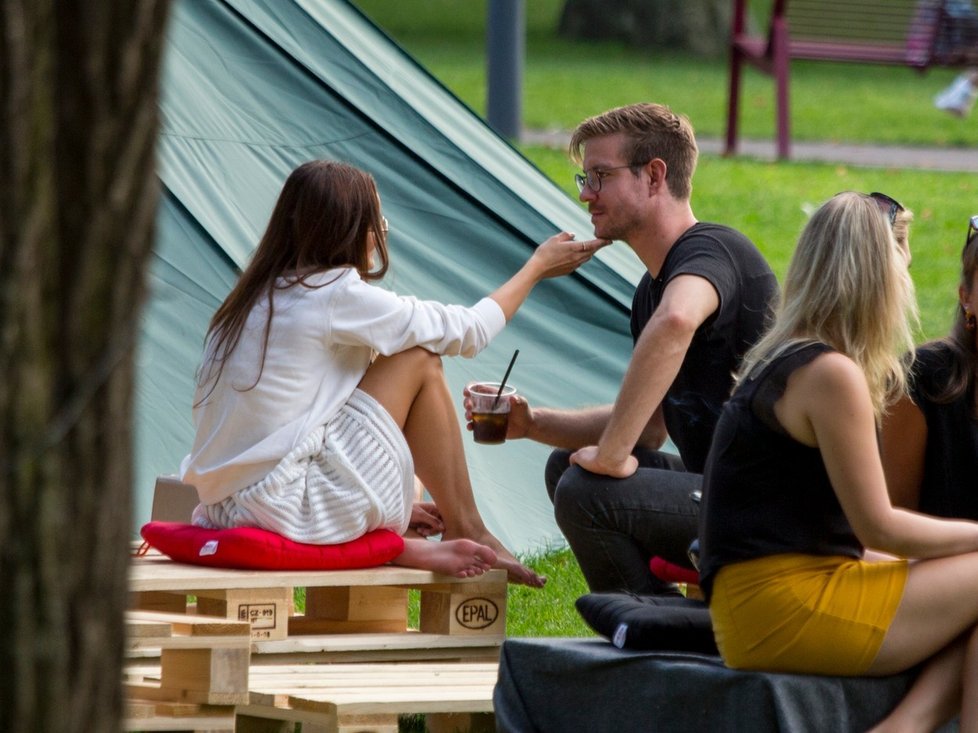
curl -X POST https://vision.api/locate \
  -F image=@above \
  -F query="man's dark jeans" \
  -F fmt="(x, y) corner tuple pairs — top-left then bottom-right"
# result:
(546, 447), (701, 595)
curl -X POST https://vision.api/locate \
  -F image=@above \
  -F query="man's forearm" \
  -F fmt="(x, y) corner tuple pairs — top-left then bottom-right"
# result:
(526, 405), (613, 450)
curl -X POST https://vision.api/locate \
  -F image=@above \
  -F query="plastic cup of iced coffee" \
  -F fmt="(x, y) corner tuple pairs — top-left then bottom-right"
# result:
(468, 382), (516, 445)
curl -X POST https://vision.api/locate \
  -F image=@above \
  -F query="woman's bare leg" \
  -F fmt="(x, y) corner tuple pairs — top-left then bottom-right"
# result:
(961, 625), (978, 733)
(358, 348), (546, 587)
(866, 636), (964, 733)
(865, 553), (978, 731)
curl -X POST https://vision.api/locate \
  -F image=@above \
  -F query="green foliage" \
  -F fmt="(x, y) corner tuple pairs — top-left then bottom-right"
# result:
(352, 0), (978, 147)
(505, 546), (594, 637)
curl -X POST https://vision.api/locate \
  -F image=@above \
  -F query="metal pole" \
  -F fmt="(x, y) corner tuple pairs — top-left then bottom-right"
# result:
(486, 0), (524, 141)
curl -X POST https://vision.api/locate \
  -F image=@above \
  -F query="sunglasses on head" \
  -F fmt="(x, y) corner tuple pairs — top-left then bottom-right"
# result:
(834, 191), (904, 226)
(966, 214), (978, 253)
(867, 192), (904, 227)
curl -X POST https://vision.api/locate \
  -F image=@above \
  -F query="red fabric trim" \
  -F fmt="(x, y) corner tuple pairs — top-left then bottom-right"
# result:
(649, 555), (700, 585)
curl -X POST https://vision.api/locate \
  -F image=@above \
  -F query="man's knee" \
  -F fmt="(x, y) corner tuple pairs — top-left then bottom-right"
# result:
(544, 449), (572, 504)
(552, 466), (604, 529)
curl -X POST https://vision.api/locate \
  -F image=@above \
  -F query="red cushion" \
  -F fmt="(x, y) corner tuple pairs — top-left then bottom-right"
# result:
(649, 556), (700, 585)
(140, 521), (405, 570)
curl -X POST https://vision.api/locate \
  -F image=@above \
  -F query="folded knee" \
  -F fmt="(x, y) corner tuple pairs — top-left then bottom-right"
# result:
(544, 449), (572, 504)
(553, 468), (603, 526)
(390, 346), (444, 376)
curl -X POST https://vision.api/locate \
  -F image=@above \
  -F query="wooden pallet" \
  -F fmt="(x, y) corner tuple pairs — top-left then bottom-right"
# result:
(124, 610), (251, 732)
(239, 661), (498, 733)
(129, 554), (507, 663)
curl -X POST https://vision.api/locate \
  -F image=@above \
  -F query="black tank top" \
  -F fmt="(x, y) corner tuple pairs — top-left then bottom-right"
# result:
(910, 341), (978, 520)
(698, 342), (863, 601)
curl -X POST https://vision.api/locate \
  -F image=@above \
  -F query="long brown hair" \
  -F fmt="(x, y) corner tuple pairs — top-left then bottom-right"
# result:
(197, 160), (389, 400)
(921, 221), (978, 409)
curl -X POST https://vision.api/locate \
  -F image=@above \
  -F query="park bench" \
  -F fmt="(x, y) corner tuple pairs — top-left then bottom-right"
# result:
(725, 0), (978, 159)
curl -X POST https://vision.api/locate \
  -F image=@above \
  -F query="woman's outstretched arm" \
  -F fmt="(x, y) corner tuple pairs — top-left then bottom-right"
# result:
(489, 231), (609, 321)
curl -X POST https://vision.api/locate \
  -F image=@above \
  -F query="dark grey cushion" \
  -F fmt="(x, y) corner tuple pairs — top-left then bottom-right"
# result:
(493, 638), (955, 733)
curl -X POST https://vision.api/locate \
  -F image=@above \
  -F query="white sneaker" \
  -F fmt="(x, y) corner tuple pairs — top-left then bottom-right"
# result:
(935, 73), (978, 117)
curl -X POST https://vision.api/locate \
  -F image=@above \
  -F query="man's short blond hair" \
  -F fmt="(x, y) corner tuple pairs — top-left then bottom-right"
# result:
(569, 103), (698, 200)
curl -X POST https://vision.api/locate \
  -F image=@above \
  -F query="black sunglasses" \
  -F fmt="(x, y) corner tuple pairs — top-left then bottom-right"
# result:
(966, 214), (978, 253)
(834, 191), (904, 226)
(867, 192), (904, 227)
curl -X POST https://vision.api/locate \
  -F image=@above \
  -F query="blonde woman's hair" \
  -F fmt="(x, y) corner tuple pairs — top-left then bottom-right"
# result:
(739, 192), (918, 418)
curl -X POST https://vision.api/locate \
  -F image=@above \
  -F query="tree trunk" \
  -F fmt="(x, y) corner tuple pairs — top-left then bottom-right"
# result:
(0, 0), (170, 730)
(558, 0), (731, 58)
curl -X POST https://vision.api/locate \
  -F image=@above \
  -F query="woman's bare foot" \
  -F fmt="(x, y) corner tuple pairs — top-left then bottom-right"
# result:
(393, 538), (496, 578)
(493, 552), (547, 588)
(445, 529), (546, 588)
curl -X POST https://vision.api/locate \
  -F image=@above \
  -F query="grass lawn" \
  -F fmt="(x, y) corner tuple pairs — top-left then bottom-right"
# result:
(351, 0), (978, 641)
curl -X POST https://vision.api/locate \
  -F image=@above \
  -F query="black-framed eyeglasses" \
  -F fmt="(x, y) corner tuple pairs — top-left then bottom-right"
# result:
(574, 164), (638, 194)
(966, 214), (978, 252)
(867, 192), (904, 227)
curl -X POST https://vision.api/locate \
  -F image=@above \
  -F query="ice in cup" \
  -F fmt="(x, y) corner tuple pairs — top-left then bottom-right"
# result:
(468, 382), (516, 444)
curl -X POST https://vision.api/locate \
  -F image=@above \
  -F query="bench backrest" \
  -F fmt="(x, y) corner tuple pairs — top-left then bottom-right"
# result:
(727, 0), (978, 159)
(787, 0), (920, 45)
(781, 0), (978, 67)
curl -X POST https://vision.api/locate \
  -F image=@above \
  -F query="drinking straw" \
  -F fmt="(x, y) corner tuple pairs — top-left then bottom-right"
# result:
(492, 349), (519, 409)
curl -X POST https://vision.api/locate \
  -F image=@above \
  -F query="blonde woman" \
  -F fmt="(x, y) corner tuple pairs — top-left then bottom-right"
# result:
(698, 192), (978, 732)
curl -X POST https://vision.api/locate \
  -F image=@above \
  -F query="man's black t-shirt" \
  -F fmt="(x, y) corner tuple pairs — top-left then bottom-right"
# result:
(630, 222), (778, 473)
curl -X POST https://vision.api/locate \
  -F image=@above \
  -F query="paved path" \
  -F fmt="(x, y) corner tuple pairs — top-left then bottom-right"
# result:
(522, 130), (978, 173)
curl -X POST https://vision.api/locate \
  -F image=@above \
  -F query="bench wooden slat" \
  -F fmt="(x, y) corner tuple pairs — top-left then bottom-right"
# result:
(127, 609), (252, 637)
(725, 0), (974, 158)
(243, 661), (497, 719)
(255, 630), (501, 653)
(787, 40), (908, 64)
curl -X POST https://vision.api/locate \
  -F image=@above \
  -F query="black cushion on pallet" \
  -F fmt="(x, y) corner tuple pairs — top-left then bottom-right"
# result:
(575, 591), (718, 655)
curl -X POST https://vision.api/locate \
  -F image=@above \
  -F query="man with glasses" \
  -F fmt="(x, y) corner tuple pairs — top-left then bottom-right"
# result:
(505, 103), (778, 595)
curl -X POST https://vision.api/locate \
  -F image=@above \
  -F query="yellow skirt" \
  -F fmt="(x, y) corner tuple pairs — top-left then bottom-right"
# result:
(709, 553), (908, 675)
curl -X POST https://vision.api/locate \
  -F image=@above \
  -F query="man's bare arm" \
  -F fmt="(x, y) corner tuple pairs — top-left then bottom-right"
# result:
(571, 274), (719, 477)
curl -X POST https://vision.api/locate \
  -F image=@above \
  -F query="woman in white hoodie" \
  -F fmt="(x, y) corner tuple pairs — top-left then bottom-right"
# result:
(181, 159), (606, 586)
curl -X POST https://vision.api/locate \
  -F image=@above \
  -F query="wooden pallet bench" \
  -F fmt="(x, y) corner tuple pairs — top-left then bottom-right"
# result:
(239, 661), (498, 733)
(124, 610), (252, 732)
(129, 553), (507, 665)
(131, 479), (504, 731)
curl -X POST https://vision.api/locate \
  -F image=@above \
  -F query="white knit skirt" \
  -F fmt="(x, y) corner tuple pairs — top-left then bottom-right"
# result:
(192, 389), (415, 544)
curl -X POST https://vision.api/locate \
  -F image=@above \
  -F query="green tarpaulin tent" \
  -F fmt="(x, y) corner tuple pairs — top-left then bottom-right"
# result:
(136, 0), (647, 553)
